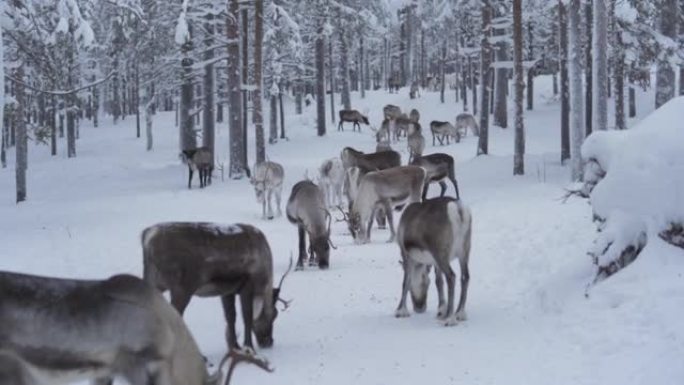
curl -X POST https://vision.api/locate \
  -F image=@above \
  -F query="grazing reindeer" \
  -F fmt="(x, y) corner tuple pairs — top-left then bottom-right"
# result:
(344, 166), (426, 244)
(250, 161), (284, 220)
(409, 81), (421, 99)
(337, 109), (369, 132)
(407, 130), (425, 164)
(394, 114), (415, 140)
(456, 113), (479, 137)
(429, 121), (460, 146)
(286, 181), (335, 270)
(0, 271), (242, 385)
(411, 153), (460, 200)
(383, 104), (402, 120)
(142, 222), (290, 351)
(395, 197), (472, 326)
(181, 147), (214, 189)
(375, 119), (393, 152)
(318, 158), (345, 207)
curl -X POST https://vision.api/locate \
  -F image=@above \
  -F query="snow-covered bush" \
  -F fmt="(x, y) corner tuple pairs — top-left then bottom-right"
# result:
(581, 96), (684, 281)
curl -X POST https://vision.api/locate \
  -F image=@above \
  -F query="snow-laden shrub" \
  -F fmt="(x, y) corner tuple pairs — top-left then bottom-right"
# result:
(581, 96), (684, 280)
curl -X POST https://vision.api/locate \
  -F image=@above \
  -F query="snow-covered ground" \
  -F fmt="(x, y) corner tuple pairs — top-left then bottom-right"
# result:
(1, 77), (682, 385)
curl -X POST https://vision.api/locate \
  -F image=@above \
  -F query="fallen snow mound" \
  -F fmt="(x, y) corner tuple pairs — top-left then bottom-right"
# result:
(582, 96), (684, 277)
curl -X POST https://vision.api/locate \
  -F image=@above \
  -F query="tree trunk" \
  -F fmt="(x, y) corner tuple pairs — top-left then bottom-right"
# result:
(614, 29), (626, 130)
(593, 0), (608, 130)
(513, 0), (525, 175)
(559, 0), (570, 163)
(494, 10), (509, 129)
(146, 99), (154, 151)
(112, 58), (121, 124)
(228, 0), (245, 177)
(254, 0), (265, 164)
(655, 0), (679, 108)
(628, 86), (636, 117)
(270, 93), (278, 143)
(478, 1), (492, 156)
(241, 6), (249, 167)
(440, 41), (446, 104)
(526, 22), (534, 111)
(420, 29), (426, 87)
(279, 90), (285, 139)
(15, 67), (27, 202)
(569, 0), (585, 181)
(461, 54), (468, 111)
(203, 12), (216, 163)
(340, 30), (351, 110)
(0, 26), (4, 168)
(135, 63), (141, 138)
(315, 20), (326, 136)
(50, 95), (57, 156)
(180, 41), (196, 151)
(471, 55), (477, 116)
(329, 38), (335, 123)
(360, 36), (365, 99)
(584, 0), (593, 135)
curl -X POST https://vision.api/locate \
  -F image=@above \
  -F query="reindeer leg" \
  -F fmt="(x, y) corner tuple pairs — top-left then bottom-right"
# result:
(170, 289), (192, 316)
(384, 202), (396, 243)
(199, 169), (205, 188)
(262, 197), (267, 220)
(267, 190), (274, 220)
(454, 257), (470, 321)
(187, 167), (193, 189)
(395, 254), (412, 318)
(439, 181), (447, 197)
(239, 291), (255, 352)
(434, 266), (447, 319)
(308, 234), (317, 267)
(421, 181), (430, 201)
(451, 177), (461, 200)
(221, 295), (240, 350)
(436, 260), (457, 326)
(296, 226), (306, 270)
(275, 189), (282, 217)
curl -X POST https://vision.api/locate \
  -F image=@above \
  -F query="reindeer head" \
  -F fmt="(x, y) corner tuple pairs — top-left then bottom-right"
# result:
(250, 177), (266, 204)
(253, 259), (293, 348)
(308, 208), (335, 269)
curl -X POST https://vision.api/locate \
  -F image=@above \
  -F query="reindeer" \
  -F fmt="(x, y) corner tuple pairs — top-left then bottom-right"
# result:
(383, 104), (402, 120)
(337, 109), (369, 132)
(409, 108), (420, 125)
(409, 81), (421, 99)
(429, 121), (460, 146)
(142, 222), (291, 352)
(343, 165), (426, 244)
(286, 180), (335, 270)
(394, 114), (416, 140)
(318, 157), (345, 207)
(388, 76), (401, 93)
(411, 153), (460, 200)
(0, 271), (271, 385)
(340, 147), (401, 172)
(375, 119), (392, 152)
(181, 147), (214, 189)
(250, 161), (284, 220)
(456, 113), (479, 137)
(407, 130), (425, 164)
(395, 197), (472, 326)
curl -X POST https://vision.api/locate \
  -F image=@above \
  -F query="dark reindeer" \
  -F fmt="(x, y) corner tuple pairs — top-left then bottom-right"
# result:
(286, 180), (335, 270)
(142, 222), (291, 352)
(340, 147), (401, 172)
(0, 271), (267, 385)
(411, 153), (460, 200)
(181, 147), (213, 189)
(395, 197), (472, 326)
(337, 109), (369, 132)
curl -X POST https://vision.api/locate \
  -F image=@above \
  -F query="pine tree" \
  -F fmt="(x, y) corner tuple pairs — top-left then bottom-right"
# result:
(593, 0), (608, 130)
(477, 0), (492, 156)
(569, 0), (585, 181)
(513, 0), (525, 175)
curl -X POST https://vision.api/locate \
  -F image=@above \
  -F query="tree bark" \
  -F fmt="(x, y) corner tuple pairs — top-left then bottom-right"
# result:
(279, 90), (285, 139)
(254, 0), (265, 163)
(559, 0), (570, 163)
(15, 67), (28, 202)
(329, 38), (335, 123)
(228, 0), (246, 177)
(614, 29), (625, 130)
(478, 1), (492, 156)
(440, 40), (446, 104)
(50, 95), (57, 156)
(593, 0), (608, 130)
(180, 25), (196, 151)
(513, 0), (525, 175)
(584, 0), (593, 135)
(203, 12), (216, 163)
(315, 19), (326, 136)
(569, 0), (585, 181)
(526, 22), (534, 111)
(360, 36), (365, 99)
(340, 30), (351, 110)
(270, 93), (278, 143)
(494, 9), (509, 129)
(655, 0), (679, 108)
(471, 55), (477, 116)
(628, 86), (636, 117)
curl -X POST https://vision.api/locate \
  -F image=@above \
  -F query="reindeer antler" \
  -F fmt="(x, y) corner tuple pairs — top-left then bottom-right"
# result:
(220, 349), (274, 385)
(335, 205), (350, 222)
(277, 256), (293, 291)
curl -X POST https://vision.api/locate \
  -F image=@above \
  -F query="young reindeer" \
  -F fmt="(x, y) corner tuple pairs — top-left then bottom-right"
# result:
(345, 165), (426, 244)
(142, 222), (291, 352)
(181, 147), (213, 188)
(407, 129), (425, 164)
(395, 197), (472, 326)
(286, 180), (335, 270)
(337, 109), (369, 131)
(0, 271), (270, 385)
(411, 153), (460, 200)
(250, 161), (284, 219)
(318, 158), (345, 207)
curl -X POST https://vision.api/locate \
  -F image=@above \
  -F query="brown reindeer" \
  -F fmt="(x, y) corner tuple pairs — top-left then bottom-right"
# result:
(338, 110), (370, 132)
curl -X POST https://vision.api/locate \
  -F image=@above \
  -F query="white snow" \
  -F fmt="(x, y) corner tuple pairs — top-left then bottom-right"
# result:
(0, 76), (682, 385)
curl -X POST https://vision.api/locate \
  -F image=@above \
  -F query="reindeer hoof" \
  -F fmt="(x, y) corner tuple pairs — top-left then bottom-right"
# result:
(455, 310), (467, 321)
(443, 316), (460, 327)
(295, 264), (304, 271)
(267, 216), (274, 220)
(395, 307), (411, 318)
(436, 305), (447, 319)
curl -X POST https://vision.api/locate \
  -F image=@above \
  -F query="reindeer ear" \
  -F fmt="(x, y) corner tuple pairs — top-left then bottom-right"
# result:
(253, 296), (264, 320)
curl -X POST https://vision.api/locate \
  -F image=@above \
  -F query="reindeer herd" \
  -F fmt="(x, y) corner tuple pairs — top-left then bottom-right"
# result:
(0, 103), (479, 385)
